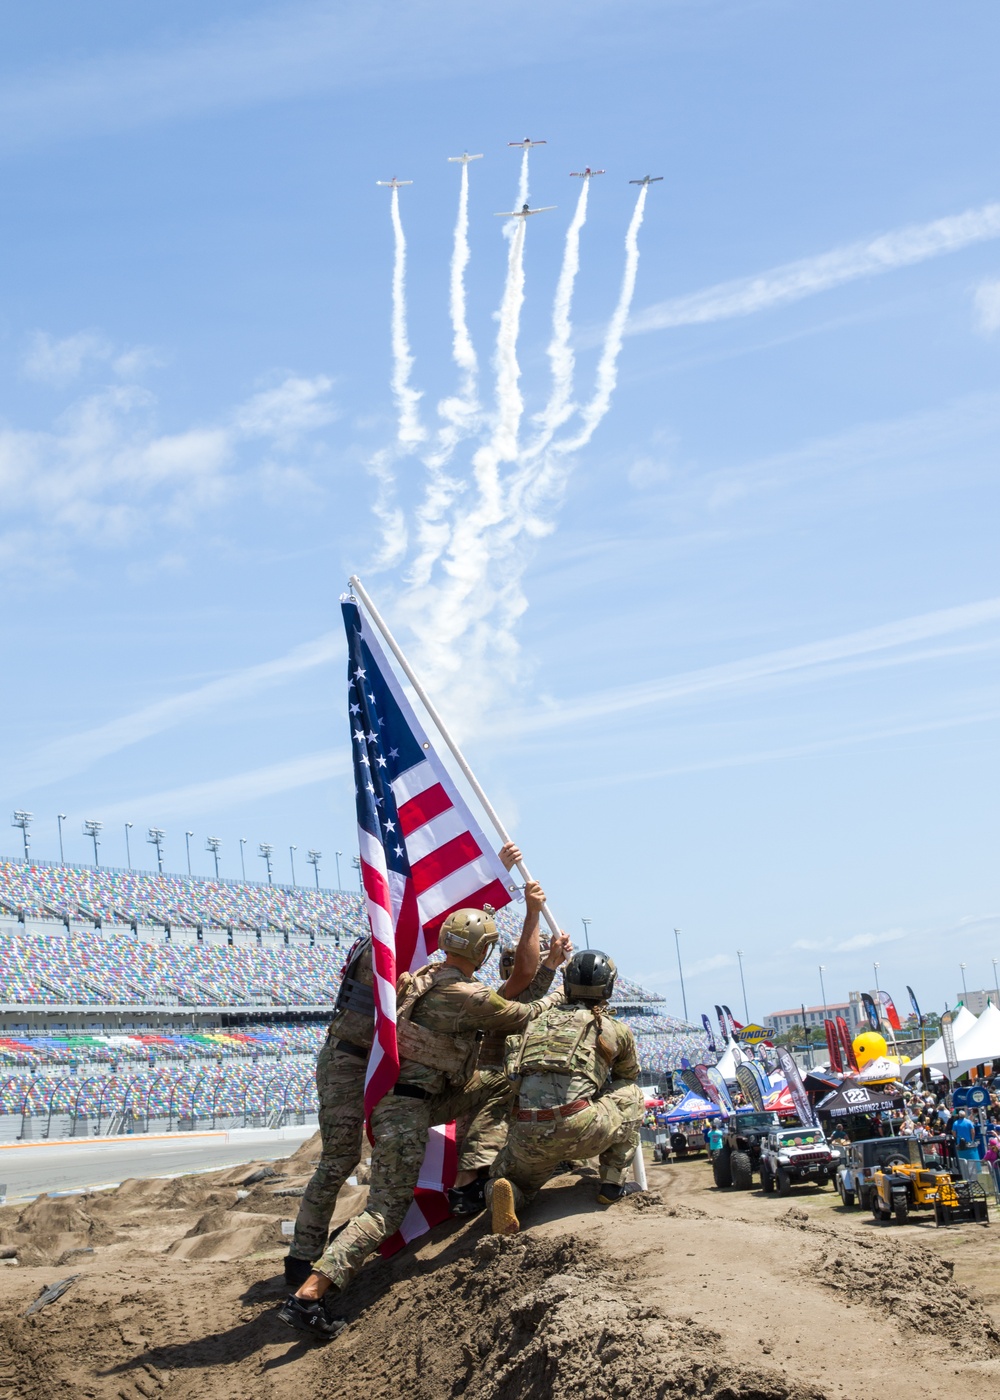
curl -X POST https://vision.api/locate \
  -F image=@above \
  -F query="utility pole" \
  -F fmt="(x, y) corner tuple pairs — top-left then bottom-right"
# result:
(818, 963), (828, 1022)
(674, 928), (688, 1023)
(736, 948), (749, 1022)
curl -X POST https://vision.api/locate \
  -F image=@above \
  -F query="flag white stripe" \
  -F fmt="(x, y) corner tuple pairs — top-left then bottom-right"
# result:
(402, 805), (474, 863)
(390, 757), (437, 805)
(416, 855), (504, 923)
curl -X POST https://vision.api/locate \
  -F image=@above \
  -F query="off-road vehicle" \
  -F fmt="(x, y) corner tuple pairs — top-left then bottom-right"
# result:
(759, 1125), (840, 1195)
(712, 1111), (779, 1189)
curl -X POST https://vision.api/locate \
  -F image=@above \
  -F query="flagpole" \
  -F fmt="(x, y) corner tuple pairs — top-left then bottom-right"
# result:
(348, 574), (563, 942)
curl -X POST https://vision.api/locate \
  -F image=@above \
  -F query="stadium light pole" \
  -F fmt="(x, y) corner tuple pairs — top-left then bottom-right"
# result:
(335, 851), (343, 889)
(818, 964), (828, 1022)
(124, 823), (133, 869)
(206, 836), (221, 879)
(258, 843), (274, 885)
(993, 958), (999, 1007)
(239, 838), (247, 880)
(11, 810), (32, 863)
(57, 813), (66, 864)
(674, 928), (688, 1023)
(288, 845), (297, 886)
(872, 961), (881, 997)
(147, 827), (165, 874)
(735, 948), (747, 1021)
(307, 849), (321, 889)
(581, 918), (591, 950)
(960, 962), (968, 999)
(352, 854), (362, 890)
(185, 831), (194, 877)
(84, 819), (102, 867)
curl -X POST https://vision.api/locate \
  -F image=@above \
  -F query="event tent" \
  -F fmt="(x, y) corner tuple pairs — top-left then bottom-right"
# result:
(664, 1090), (719, 1122)
(714, 1041), (748, 1083)
(900, 1005), (978, 1079)
(948, 1001), (1000, 1079)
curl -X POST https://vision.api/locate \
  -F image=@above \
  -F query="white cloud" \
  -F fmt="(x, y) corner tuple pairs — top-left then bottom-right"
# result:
(11, 631), (343, 793)
(22, 330), (159, 386)
(87, 749), (350, 825)
(835, 929), (908, 953)
(627, 202), (1000, 336)
(973, 278), (1000, 335)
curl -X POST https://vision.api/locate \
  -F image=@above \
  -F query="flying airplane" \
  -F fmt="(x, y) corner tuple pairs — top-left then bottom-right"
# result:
(448, 152), (483, 164)
(507, 138), (547, 149)
(570, 167), (605, 179)
(495, 203), (556, 217)
(376, 177), (412, 189)
(629, 175), (663, 186)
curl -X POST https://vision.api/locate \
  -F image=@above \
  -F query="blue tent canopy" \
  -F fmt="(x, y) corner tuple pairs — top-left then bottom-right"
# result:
(664, 1090), (720, 1122)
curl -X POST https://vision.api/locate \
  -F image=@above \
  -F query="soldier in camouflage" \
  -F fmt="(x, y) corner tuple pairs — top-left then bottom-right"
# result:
(448, 881), (572, 1214)
(488, 948), (644, 1234)
(283, 841), (525, 1290)
(278, 900), (562, 1339)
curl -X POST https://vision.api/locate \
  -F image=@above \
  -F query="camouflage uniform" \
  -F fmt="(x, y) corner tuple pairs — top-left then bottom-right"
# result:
(311, 962), (559, 1290)
(288, 939), (374, 1264)
(457, 963), (556, 1173)
(488, 1003), (643, 1214)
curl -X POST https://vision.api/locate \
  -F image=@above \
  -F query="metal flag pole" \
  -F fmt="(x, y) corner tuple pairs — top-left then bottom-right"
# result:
(348, 574), (564, 941)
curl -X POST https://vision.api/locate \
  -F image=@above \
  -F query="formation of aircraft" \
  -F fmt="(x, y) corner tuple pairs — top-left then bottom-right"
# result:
(376, 177), (412, 189)
(629, 174), (663, 186)
(507, 137), (547, 149)
(495, 203), (556, 218)
(447, 152), (483, 164)
(570, 167), (605, 179)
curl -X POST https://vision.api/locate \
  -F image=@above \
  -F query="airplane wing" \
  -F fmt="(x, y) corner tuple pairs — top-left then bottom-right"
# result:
(528, 205), (556, 213)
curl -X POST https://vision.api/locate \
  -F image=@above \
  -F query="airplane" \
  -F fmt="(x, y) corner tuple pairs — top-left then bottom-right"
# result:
(376, 177), (412, 189)
(447, 152), (483, 164)
(508, 138), (547, 149)
(570, 167), (605, 179)
(495, 202), (556, 217)
(629, 175), (663, 186)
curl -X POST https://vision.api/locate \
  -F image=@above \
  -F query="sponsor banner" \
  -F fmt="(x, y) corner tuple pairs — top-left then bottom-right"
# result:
(714, 1004), (728, 1045)
(860, 992), (881, 1033)
(878, 990), (902, 1032)
(705, 1065), (735, 1115)
(693, 1064), (726, 1116)
(678, 1067), (703, 1098)
(722, 1004), (741, 1038)
(775, 1046), (819, 1128)
(736, 1023), (774, 1045)
(836, 1016), (859, 1071)
(906, 985), (923, 1026)
(824, 1019), (843, 1073)
(701, 1014), (717, 1054)
(817, 1083), (904, 1117)
(735, 1063), (765, 1111)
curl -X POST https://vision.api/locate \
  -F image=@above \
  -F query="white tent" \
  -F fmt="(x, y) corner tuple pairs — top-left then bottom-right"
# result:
(714, 1040), (748, 1083)
(949, 1001), (1000, 1078)
(900, 1005), (979, 1079)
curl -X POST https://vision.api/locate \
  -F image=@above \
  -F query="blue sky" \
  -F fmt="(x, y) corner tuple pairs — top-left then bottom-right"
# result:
(2, 0), (999, 1020)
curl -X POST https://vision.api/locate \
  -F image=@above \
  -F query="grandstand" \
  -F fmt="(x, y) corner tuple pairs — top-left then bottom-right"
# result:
(0, 857), (704, 1136)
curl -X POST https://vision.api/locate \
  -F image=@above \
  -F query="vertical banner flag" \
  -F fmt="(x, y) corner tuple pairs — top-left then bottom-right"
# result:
(878, 991), (902, 1032)
(775, 1046), (819, 1128)
(736, 1063), (765, 1111)
(705, 1065), (736, 1115)
(678, 1067), (704, 1098)
(341, 597), (517, 1249)
(824, 1019), (843, 1074)
(906, 985), (923, 1026)
(722, 1004), (742, 1036)
(694, 1065), (726, 1116)
(715, 1005), (728, 1045)
(836, 1016), (859, 1071)
(701, 1014), (717, 1054)
(860, 992), (881, 1033)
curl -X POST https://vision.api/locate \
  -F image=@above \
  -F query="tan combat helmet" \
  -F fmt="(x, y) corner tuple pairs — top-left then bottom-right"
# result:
(438, 905), (498, 965)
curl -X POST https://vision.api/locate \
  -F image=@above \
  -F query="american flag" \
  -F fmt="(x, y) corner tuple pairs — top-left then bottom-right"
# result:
(340, 597), (518, 1248)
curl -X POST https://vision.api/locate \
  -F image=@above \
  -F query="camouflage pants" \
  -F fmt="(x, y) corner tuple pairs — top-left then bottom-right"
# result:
(289, 1038), (366, 1262)
(456, 1066), (512, 1173)
(488, 1081), (645, 1214)
(312, 1073), (503, 1290)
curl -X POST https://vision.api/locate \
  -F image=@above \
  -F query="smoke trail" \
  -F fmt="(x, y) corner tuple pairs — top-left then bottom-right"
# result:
(517, 147), (529, 210)
(558, 181), (648, 453)
(449, 160), (478, 399)
(527, 176), (591, 455)
(389, 185), (424, 447)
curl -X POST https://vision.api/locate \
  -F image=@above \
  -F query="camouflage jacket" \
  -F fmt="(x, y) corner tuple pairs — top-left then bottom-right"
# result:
(507, 1004), (640, 1109)
(327, 939), (375, 1051)
(396, 962), (561, 1095)
(478, 963), (557, 1069)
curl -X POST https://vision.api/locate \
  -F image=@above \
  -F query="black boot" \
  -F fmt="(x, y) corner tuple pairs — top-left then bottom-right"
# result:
(448, 1172), (488, 1216)
(596, 1181), (626, 1205)
(277, 1292), (346, 1340)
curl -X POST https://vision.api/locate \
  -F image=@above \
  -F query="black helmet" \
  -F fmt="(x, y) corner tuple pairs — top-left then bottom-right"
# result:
(563, 949), (616, 1003)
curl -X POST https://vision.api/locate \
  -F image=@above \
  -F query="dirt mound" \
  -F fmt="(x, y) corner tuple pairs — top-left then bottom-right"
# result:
(286, 1128), (322, 1164)
(0, 1194), (115, 1267)
(330, 1230), (826, 1400)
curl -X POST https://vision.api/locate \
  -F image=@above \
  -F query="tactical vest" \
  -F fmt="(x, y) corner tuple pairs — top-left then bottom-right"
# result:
(507, 1003), (614, 1096)
(328, 936), (375, 1050)
(395, 965), (482, 1087)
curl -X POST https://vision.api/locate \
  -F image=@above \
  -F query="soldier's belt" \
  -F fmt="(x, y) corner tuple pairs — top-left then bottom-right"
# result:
(334, 1039), (368, 1060)
(515, 1097), (590, 1123)
(392, 1083), (430, 1100)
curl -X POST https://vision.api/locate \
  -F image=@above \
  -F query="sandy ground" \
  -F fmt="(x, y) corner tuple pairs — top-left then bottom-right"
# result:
(0, 1138), (996, 1399)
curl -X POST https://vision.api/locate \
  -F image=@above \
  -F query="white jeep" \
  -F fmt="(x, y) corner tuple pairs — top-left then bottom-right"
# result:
(759, 1126), (841, 1196)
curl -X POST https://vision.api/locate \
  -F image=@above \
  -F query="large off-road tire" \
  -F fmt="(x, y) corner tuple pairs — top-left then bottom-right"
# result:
(760, 1163), (776, 1194)
(892, 1192), (909, 1224)
(871, 1195), (891, 1223)
(776, 1168), (791, 1197)
(712, 1146), (733, 1189)
(730, 1151), (753, 1191)
(838, 1178), (856, 1208)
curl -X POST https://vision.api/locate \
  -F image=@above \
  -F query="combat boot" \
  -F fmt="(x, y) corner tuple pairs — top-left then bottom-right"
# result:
(278, 1293), (346, 1340)
(283, 1256), (314, 1289)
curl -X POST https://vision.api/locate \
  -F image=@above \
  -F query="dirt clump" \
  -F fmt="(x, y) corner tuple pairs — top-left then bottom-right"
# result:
(0, 1194), (115, 1267)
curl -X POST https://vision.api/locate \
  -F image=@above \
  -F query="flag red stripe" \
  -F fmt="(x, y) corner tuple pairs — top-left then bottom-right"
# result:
(397, 782), (453, 836)
(420, 877), (513, 939)
(361, 858), (392, 916)
(394, 878), (423, 976)
(409, 831), (485, 895)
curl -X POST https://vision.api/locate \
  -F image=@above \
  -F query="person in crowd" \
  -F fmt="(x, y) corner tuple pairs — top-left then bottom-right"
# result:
(706, 1121), (725, 1156)
(952, 1108), (980, 1162)
(487, 948), (644, 1235)
(278, 902), (562, 1339)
